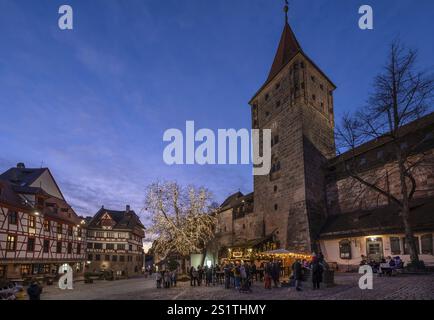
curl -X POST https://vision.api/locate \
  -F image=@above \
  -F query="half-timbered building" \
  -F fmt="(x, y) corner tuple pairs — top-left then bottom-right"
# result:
(0, 163), (87, 280)
(86, 205), (145, 277)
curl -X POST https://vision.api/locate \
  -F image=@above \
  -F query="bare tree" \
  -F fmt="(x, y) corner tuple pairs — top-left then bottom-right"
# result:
(336, 40), (434, 266)
(145, 181), (217, 270)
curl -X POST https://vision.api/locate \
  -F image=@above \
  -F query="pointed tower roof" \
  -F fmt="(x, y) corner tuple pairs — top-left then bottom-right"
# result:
(249, 5), (336, 104)
(266, 21), (302, 83)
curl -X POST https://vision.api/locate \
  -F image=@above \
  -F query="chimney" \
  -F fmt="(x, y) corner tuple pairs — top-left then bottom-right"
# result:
(126, 205), (130, 212)
(17, 162), (25, 169)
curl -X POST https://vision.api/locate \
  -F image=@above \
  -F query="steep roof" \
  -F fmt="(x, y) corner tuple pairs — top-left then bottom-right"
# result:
(0, 167), (46, 186)
(320, 197), (434, 239)
(328, 112), (434, 167)
(249, 20), (336, 104)
(0, 179), (31, 210)
(266, 21), (302, 84)
(88, 207), (145, 231)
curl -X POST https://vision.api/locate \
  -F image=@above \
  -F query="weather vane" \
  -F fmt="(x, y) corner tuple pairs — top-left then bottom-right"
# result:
(284, 0), (289, 22)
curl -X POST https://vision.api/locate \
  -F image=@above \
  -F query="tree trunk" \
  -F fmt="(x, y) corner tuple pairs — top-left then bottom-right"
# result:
(397, 155), (420, 264)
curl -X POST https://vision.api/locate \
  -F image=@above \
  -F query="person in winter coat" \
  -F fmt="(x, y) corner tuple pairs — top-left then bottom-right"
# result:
(311, 260), (324, 290)
(27, 280), (42, 300)
(291, 259), (302, 292)
(264, 262), (272, 289)
(189, 266), (195, 286)
(155, 271), (162, 288)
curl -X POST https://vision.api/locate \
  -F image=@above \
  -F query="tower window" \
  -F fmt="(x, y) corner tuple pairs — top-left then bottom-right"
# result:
(320, 84), (324, 90)
(265, 111), (270, 117)
(274, 204), (278, 211)
(301, 82), (305, 89)
(300, 62), (305, 68)
(275, 82), (280, 90)
(311, 75), (316, 82)
(312, 94), (316, 101)
(276, 100), (281, 108)
(274, 185), (278, 192)
(265, 93), (269, 101)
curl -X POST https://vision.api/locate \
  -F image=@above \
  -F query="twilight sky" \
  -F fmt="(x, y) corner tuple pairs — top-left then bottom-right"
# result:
(0, 0), (433, 225)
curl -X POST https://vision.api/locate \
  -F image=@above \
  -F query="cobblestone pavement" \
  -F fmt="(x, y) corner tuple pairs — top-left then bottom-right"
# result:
(40, 272), (434, 300)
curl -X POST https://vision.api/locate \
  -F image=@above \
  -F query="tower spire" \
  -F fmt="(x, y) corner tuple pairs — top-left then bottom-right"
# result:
(284, 0), (289, 23)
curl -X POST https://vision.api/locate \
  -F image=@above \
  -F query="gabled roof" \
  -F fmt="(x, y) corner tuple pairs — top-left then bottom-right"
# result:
(0, 166), (65, 200)
(0, 167), (46, 186)
(88, 207), (145, 231)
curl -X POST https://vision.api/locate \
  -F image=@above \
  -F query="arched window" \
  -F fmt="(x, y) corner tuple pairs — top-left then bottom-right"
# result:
(339, 239), (352, 259)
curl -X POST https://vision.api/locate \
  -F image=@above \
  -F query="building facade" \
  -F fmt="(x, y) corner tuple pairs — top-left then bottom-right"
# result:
(86, 206), (145, 277)
(0, 163), (87, 280)
(215, 13), (434, 268)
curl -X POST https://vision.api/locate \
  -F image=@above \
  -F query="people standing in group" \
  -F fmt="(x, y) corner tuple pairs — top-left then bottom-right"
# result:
(164, 270), (171, 288)
(192, 267), (199, 286)
(291, 259), (302, 292)
(223, 264), (231, 289)
(205, 266), (213, 286)
(189, 266), (195, 286)
(155, 271), (162, 289)
(264, 262), (272, 289)
(251, 262), (257, 282)
(197, 265), (204, 286)
(171, 270), (177, 287)
(311, 258), (324, 290)
(271, 260), (281, 288)
(27, 279), (42, 300)
(234, 263), (241, 290)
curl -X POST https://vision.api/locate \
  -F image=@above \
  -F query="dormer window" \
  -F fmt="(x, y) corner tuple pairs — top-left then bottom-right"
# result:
(311, 75), (316, 82)
(265, 93), (269, 101)
(320, 84), (324, 90)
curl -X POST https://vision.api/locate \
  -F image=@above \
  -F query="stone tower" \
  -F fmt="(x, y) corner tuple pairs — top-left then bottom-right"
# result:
(249, 10), (336, 253)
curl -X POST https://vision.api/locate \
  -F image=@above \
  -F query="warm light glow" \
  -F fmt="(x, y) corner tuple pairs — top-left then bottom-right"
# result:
(34, 211), (39, 216)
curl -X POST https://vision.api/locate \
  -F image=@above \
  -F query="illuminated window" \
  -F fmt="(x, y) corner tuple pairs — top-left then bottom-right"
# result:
(43, 219), (50, 231)
(339, 239), (351, 259)
(57, 223), (63, 235)
(6, 235), (17, 250)
(28, 215), (36, 228)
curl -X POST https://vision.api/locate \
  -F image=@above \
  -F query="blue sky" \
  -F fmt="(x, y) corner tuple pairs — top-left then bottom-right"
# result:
(0, 0), (433, 225)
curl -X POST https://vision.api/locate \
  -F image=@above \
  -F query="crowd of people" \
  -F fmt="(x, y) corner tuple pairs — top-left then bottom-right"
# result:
(154, 253), (328, 293)
(155, 269), (177, 288)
